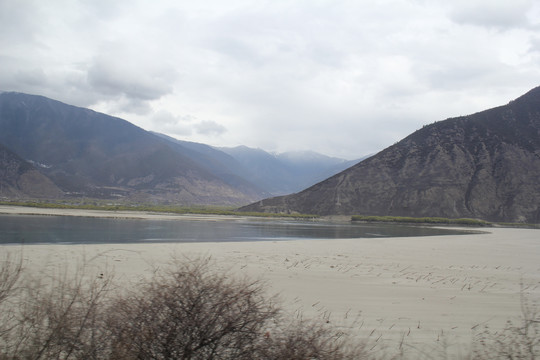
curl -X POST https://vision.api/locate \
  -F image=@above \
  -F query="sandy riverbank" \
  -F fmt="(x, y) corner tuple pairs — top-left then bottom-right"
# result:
(0, 205), (242, 221)
(1, 206), (539, 357)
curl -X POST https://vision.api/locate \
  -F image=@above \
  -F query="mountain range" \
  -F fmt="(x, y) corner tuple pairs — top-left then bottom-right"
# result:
(0, 92), (359, 205)
(241, 86), (540, 223)
(3, 88), (539, 223)
(218, 146), (360, 195)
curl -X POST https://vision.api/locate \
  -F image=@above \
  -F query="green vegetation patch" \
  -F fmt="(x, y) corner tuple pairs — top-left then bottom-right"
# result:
(351, 215), (491, 226)
(494, 222), (540, 229)
(0, 200), (318, 219)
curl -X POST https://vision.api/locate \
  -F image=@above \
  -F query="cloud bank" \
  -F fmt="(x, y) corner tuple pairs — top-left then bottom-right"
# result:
(1, 0), (539, 159)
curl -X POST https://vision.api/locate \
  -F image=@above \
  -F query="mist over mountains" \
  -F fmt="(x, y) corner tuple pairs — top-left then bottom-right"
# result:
(0, 92), (360, 205)
(219, 146), (361, 196)
(241, 86), (540, 223)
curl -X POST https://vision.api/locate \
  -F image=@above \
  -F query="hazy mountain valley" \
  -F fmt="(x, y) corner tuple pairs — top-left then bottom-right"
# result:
(0, 92), (361, 206)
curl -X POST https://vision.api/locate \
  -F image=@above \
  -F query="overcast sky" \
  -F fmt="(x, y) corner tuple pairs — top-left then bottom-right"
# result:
(1, 0), (539, 159)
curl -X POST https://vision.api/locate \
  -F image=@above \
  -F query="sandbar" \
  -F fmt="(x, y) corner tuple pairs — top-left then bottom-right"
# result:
(0, 205), (241, 221)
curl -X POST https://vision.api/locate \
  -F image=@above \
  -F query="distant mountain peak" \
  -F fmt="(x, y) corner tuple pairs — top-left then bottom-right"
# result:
(219, 146), (364, 196)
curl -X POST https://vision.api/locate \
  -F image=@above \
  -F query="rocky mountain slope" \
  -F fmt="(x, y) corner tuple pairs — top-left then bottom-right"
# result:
(0, 143), (64, 199)
(240, 86), (540, 223)
(0, 92), (265, 205)
(0, 92), (360, 205)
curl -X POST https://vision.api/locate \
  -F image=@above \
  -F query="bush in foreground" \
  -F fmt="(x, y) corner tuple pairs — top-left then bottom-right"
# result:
(107, 257), (368, 359)
(1, 252), (538, 359)
(0, 253), (113, 359)
(0, 254), (367, 359)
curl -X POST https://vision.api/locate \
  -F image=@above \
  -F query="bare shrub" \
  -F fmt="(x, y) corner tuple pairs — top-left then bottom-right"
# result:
(107, 256), (370, 360)
(253, 317), (370, 360)
(0, 259), (114, 359)
(1, 254), (369, 359)
(0, 251), (24, 346)
(107, 257), (279, 359)
(0, 251), (23, 305)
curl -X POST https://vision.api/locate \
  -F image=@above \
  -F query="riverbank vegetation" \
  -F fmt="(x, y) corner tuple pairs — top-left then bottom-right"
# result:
(0, 200), (318, 219)
(352, 215), (492, 226)
(351, 215), (540, 228)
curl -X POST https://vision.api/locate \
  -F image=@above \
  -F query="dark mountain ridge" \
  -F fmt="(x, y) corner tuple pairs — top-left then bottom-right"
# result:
(0, 92), (360, 204)
(0, 92), (264, 204)
(240, 86), (540, 223)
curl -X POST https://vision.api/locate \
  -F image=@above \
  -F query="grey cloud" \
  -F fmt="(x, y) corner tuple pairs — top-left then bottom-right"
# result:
(113, 97), (153, 116)
(78, 0), (130, 21)
(149, 111), (226, 138)
(0, 0), (43, 46)
(15, 68), (48, 86)
(151, 110), (194, 136)
(207, 36), (268, 68)
(529, 37), (540, 53)
(200, 3), (350, 71)
(194, 120), (227, 136)
(420, 62), (500, 90)
(449, 0), (534, 29)
(85, 39), (177, 115)
(0, 57), (100, 108)
(0, 60), (46, 92)
(1, 0), (540, 159)
(87, 58), (174, 101)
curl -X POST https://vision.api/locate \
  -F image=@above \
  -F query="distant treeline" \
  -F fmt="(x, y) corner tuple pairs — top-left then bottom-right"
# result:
(351, 215), (540, 228)
(0, 200), (318, 219)
(351, 215), (491, 226)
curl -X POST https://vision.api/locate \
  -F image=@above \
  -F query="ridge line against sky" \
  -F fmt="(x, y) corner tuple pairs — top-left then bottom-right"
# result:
(1, 0), (539, 160)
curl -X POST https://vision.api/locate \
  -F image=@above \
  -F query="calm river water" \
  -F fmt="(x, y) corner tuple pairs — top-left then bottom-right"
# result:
(0, 214), (476, 245)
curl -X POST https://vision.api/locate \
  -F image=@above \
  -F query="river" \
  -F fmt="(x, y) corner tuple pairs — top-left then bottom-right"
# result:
(0, 214), (477, 245)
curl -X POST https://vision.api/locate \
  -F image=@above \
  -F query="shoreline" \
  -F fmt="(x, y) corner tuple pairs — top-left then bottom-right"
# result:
(1, 222), (538, 356)
(2, 204), (537, 229)
(0, 205), (245, 221)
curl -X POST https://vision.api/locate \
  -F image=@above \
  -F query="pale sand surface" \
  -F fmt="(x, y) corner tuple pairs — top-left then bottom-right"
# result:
(1, 206), (539, 356)
(0, 205), (239, 221)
